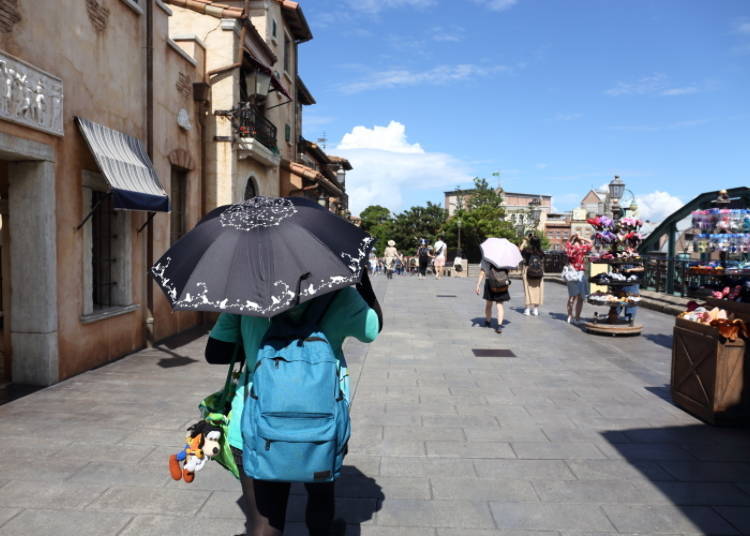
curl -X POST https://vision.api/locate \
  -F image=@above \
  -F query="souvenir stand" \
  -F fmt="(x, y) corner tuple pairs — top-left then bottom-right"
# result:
(582, 216), (645, 336)
(686, 208), (750, 299)
(671, 205), (750, 424)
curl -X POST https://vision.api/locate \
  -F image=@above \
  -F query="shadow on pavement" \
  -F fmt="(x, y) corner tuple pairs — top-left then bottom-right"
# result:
(645, 384), (673, 403)
(0, 382), (42, 405)
(548, 311), (570, 322)
(158, 325), (210, 349)
(470, 317), (512, 329)
(156, 354), (199, 368)
(643, 332), (674, 349)
(233, 466), (383, 534)
(600, 424), (750, 534)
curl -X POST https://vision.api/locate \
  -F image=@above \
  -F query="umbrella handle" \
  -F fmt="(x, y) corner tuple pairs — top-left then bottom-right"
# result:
(295, 272), (311, 305)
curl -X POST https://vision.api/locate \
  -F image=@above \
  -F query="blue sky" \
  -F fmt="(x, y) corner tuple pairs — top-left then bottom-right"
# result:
(297, 0), (750, 221)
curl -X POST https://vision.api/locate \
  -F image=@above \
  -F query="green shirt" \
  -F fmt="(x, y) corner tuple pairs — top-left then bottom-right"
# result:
(209, 286), (379, 449)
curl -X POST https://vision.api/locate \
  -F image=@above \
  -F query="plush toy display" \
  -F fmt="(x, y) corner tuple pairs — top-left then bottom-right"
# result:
(169, 420), (223, 483)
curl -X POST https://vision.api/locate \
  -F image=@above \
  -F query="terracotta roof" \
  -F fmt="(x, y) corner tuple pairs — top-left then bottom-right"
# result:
(274, 0), (313, 42)
(327, 155), (352, 170)
(164, 0), (243, 18)
(288, 162), (343, 197)
(165, 0), (276, 63)
(296, 75), (315, 105)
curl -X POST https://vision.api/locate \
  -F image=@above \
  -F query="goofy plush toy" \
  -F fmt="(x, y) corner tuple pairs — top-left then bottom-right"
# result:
(169, 420), (222, 483)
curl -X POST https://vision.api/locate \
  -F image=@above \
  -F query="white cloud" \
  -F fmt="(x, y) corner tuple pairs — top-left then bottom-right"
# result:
(535, 163), (548, 169)
(335, 121), (472, 215)
(339, 64), (510, 94)
(733, 17), (750, 34)
(470, 0), (518, 11)
(605, 73), (704, 97)
(554, 112), (582, 121)
(431, 25), (465, 42)
(636, 191), (683, 223)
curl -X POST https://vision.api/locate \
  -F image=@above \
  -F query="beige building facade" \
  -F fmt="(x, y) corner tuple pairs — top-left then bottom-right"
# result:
(0, 0), (205, 385)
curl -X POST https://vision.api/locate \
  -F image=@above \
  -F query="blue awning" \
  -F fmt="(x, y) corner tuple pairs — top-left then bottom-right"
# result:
(76, 117), (169, 212)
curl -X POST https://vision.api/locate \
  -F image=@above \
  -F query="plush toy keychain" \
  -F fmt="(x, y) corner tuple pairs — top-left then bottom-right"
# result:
(169, 420), (223, 483)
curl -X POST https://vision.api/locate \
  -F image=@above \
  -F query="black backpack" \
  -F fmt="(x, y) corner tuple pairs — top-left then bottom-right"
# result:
(526, 254), (544, 279)
(487, 265), (510, 293)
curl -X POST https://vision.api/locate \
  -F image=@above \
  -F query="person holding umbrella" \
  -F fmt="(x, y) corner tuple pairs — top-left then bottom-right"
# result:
(151, 196), (382, 536)
(474, 237), (522, 333)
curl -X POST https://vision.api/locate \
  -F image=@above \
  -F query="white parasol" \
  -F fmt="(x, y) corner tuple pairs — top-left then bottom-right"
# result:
(480, 237), (522, 269)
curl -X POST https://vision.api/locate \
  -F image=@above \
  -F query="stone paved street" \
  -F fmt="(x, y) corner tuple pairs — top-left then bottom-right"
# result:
(2, 275), (750, 535)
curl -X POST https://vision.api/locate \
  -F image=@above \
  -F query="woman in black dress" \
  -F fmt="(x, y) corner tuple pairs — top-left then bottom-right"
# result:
(474, 259), (511, 333)
(416, 239), (432, 279)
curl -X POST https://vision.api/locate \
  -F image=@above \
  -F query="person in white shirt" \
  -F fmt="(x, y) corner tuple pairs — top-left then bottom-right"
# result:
(433, 237), (447, 279)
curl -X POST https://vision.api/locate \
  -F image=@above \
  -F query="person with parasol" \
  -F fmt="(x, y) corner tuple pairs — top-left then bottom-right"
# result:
(474, 238), (522, 334)
(151, 196), (382, 536)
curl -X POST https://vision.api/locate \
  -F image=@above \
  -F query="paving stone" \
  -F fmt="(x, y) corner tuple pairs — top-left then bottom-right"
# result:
(488, 502), (615, 531)
(360, 528), (437, 536)
(464, 426), (548, 442)
(350, 437), (426, 457)
(67, 462), (172, 487)
(511, 442), (607, 460)
(438, 531), (557, 536)
(87, 486), (211, 516)
(423, 415), (498, 428)
(0, 509), (132, 536)
(119, 515), (246, 535)
(381, 457), (476, 477)
(430, 477), (538, 502)
(713, 506), (750, 534)
(0, 508), (19, 528)
(426, 441), (516, 459)
(600, 443), (697, 461)
(376, 499), (495, 528)
(602, 504), (739, 534)
(540, 425), (630, 444)
(384, 425), (465, 441)
(658, 461), (750, 482)
(475, 459), (576, 480)
(634, 481), (750, 506)
(532, 479), (660, 504)
(0, 480), (108, 509)
(0, 460), (89, 482)
(566, 460), (675, 481)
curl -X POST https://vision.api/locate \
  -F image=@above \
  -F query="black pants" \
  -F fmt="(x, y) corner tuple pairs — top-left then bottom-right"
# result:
(418, 257), (428, 276)
(231, 447), (335, 536)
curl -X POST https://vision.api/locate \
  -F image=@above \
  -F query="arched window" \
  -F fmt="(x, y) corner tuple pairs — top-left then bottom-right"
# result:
(244, 176), (258, 200)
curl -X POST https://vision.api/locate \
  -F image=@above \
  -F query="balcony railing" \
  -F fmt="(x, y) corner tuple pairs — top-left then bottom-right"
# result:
(236, 105), (278, 153)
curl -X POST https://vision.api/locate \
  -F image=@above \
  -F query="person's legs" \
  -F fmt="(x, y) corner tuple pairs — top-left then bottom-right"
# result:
(574, 295), (584, 320)
(304, 482), (337, 536)
(232, 448), (291, 536)
(496, 302), (505, 326)
(566, 295), (575, 321)
(484, 300), (492, 325)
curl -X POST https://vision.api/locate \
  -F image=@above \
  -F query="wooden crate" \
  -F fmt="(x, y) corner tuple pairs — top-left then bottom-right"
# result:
(671, 317), (747, 425)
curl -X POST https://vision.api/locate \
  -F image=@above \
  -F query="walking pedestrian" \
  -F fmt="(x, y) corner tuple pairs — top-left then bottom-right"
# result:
(433, 236), (447, 279)
(521, 235), (545, 316)
(205, 278), (382, 536)
(475, 258), (512, 333)
(416, 239), (432, 279)
(383, 240), (402, 280)
(563, 233), (593, 324)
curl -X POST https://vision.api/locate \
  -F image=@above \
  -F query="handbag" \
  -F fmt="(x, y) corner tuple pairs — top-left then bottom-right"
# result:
(198, 343), (244, 479)
(561, 264), (583, 282)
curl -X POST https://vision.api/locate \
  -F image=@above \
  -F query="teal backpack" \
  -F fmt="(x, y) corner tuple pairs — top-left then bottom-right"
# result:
(242, 293), (350, 483)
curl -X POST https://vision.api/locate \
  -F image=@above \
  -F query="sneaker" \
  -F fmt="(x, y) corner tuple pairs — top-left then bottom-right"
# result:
(567, 315), (572, 324)
(495, 327), (503, 334)
(532, 308), (539, 316)
(523, 308), (531, 316)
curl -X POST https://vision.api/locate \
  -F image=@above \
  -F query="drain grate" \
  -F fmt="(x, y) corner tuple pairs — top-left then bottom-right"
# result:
(472, 349), (516, 358)
(436, 295), (457, 298)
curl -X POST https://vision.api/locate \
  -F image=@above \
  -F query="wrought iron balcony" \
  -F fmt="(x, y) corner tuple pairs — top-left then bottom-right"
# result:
(235, 105), (278, 153)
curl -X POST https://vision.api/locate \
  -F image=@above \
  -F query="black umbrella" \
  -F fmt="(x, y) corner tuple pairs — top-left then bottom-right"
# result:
(150, 196), (375, 317)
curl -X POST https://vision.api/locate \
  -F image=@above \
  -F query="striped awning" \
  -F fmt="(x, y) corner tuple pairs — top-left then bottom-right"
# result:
(76, 117), (169, 212)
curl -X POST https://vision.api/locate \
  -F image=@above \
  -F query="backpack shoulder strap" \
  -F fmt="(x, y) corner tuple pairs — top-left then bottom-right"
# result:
(264, 291), (338, 343)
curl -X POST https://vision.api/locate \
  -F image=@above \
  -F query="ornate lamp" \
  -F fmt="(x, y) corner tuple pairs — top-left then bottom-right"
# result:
(608, 175), (625, 201)
(244, 68), (273, 100)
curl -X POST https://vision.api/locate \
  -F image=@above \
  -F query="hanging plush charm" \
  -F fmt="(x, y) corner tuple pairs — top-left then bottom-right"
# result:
(169, 420), (223, 483)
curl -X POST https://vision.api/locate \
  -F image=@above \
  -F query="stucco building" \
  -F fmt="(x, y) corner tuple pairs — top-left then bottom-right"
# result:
(0, 0), (205, 385)
(443, 188), (551, 233)
(544, 212), (572, 250)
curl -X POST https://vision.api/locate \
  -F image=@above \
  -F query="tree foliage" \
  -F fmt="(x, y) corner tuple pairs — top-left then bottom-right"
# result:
(440, 177), (516, 262)
(390, 202), (447, 255)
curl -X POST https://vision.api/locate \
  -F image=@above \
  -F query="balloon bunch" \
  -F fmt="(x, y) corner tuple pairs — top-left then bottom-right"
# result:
(587, 215), (644, 252)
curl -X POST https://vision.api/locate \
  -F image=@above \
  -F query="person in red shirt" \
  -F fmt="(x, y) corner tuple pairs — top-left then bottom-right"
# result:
(564, 234), (593, 323)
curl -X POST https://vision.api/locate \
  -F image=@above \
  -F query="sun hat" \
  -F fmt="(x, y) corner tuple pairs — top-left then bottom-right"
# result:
(387, 240), (395, 246)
